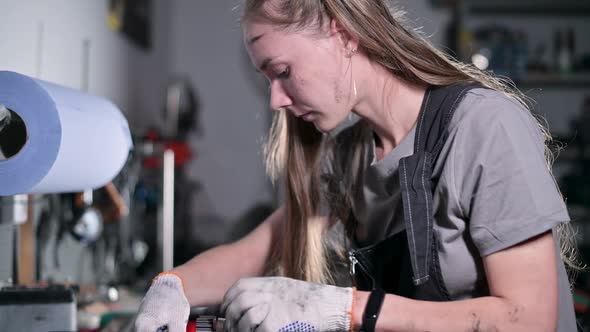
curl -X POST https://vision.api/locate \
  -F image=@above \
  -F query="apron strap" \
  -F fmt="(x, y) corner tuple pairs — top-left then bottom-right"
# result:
(400, 82), (486, 285)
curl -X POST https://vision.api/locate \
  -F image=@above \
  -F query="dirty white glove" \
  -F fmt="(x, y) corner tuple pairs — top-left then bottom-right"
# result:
(221, 277), (354, 332)
(134, 272), (190, 332)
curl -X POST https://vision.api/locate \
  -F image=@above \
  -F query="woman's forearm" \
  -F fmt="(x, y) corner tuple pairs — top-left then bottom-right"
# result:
(354, 291), (556, 332)
(171, 242), (260, 307)
(172, 207), (283, 307)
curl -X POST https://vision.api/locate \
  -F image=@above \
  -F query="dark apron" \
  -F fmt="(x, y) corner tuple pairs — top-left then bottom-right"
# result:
(349, 82), (486, 302)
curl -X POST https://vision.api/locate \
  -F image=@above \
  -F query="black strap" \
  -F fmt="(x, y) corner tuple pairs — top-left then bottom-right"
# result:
(414, 82), (484, 156)
(399, 82), (485, 286)
(361, 288), (386, 332)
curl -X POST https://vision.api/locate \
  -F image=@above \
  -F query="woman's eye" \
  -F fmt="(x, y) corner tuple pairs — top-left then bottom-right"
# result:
(277, 67), (290, 79)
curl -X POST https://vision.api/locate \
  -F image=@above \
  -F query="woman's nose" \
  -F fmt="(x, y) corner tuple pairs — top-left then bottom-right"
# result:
(269, 81), (292, 111)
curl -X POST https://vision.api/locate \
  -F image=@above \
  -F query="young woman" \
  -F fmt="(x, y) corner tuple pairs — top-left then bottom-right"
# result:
(135, 0), (579, 331)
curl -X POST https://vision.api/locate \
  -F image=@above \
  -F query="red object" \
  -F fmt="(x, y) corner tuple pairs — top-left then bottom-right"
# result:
(144, 128), (160, 141)
(186, 319), (196, 332)
(143, 140), (194, 169)
(165, 141), (193, 166)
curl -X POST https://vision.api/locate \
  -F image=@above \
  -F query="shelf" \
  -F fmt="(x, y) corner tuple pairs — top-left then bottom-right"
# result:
(430, 0), (590, 15)
(516, 72), (590, 88)
(465, 0), (590, 16)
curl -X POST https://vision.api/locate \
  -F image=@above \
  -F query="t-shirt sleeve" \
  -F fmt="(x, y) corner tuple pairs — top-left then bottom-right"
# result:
(452, 90), (570, 257)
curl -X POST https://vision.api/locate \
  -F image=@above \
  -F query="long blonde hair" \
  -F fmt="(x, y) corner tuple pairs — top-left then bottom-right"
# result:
(242, 0), (582, 284)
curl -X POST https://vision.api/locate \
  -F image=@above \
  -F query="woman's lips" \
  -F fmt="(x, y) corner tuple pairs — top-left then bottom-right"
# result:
(300, 111), (315, 121)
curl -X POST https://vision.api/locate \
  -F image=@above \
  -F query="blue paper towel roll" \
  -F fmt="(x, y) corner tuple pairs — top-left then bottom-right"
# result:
(0, 71), (132, 195)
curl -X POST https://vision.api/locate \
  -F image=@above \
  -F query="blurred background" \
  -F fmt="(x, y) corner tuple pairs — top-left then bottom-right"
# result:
(0, 0), (589, 331)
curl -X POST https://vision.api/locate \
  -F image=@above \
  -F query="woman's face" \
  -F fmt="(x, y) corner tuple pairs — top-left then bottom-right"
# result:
(243, 18), (357, 133)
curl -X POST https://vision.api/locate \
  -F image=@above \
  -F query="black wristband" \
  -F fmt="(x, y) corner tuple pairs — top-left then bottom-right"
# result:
(361, 288), (385, 332)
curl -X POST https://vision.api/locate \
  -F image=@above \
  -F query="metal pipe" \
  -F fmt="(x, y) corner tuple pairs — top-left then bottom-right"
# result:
(159, 149), (175, 272)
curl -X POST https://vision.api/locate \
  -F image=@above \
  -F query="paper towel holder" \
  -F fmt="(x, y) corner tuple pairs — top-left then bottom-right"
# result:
(0, 104), (28, 161)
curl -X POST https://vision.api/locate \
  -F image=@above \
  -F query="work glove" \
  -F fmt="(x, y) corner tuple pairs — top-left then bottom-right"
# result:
(221, 276), (354, 332)
(134, 272), (190, 332)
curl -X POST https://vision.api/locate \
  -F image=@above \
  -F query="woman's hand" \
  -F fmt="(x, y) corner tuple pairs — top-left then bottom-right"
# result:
(134, 273), (190, 332)
(221, 277), (354, 332)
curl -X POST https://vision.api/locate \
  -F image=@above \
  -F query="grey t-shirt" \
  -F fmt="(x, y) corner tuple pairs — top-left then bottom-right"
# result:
(329, 88), (576, 331)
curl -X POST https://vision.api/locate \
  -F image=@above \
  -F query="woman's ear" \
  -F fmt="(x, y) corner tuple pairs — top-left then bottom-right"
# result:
(329, 18), (359, 55)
